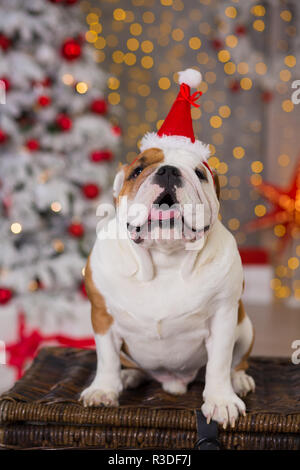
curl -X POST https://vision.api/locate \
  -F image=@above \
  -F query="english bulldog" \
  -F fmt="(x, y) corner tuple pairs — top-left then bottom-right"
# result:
(80, 145), (255, 427)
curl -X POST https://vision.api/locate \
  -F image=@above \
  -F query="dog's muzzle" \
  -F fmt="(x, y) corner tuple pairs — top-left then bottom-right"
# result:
(153, 165), (183, 190)
(126, 164), (210, 244)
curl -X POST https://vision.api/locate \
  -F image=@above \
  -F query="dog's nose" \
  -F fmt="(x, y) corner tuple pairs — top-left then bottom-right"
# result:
(155, 165), (182, 188)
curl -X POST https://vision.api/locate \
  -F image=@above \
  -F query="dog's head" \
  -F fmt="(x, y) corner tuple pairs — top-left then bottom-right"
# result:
(113, 147), (220, 251)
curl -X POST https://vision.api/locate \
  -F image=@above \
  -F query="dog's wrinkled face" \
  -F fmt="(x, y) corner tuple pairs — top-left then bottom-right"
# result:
(113, 147), (220, 250)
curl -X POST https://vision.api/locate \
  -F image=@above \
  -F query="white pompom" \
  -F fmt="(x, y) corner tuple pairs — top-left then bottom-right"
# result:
(178, 68), (202, 88)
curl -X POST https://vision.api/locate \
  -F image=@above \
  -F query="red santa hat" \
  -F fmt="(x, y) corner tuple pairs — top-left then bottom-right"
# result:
(139, 68), (210, 163)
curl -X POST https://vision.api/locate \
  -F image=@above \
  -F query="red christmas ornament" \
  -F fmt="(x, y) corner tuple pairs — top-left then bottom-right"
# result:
(79, 280), (87, 298)
(38, 95), (51, 107)
(32, 77), (52, 88)
(235, 25), (247, 36)
(68, 222), (85, 237)
(65, 0), (78, 4)
(2, 193), (12, 216)
(82, 183), (100, 199)
(211, 38), (223, 50)
(26, 139), (40, 152)
(42, 77), (52, 87)
(90, 150), (113, 162)
(0, 77), (11, 92)
(91, 98), (108, 114)
(61, 38), (81, 61)
(56, 113), (72, 131)
(261, 91), (273, 103)
(247, 158), (300, 252)
(36, 279), (44, 290)
(229, 80), (240, 93)
(0, 287), (13, 305)
(0, 129), (8, 144)
(0, 34), (11, 51)
(112, 125), (122, 136)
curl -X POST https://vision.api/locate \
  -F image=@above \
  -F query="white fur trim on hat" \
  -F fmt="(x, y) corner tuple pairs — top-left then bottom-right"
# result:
(139, 132), (210, 161)
(178, 68), (202, 88)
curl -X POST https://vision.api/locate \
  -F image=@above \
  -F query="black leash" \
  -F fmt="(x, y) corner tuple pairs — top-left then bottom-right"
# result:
(194, 410), (221, 450)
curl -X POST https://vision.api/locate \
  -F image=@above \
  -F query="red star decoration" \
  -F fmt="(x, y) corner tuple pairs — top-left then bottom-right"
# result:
(247, 158), (300, 251)
(6, 313), (94, 380)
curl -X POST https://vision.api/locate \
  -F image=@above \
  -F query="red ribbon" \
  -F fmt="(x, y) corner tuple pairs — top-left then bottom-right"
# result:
(203, 161), (215, 185)
(178, 83), (202, 108)
(6, 312), (95, 379)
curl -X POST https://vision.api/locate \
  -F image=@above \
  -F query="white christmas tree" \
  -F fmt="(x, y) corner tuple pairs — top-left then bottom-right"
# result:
(0, 0), (120, 387)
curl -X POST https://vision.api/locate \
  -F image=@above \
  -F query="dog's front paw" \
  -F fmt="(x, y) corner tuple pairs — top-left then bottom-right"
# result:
(80, 386), (119, 407)
(201, 391), (246, 428)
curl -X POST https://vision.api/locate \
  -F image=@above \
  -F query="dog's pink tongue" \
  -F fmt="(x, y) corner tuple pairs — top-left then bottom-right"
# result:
(149, 207), (181, 220)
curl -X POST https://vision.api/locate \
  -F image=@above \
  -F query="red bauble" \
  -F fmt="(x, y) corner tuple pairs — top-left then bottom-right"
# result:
(0, 287), (13, 305)
(68, 222), (85, 238)
(56, 113), (72, 131)
(229, 80), (240, 93)
(0, 34), (11, 51)
(0, 129), (7, 144)
(235, 25), (247, 36)
(261, 91), (273, 103)
(36, 279), (44, 290)
(38, 95), (51, 107)
(32, 77), (52, 88)
(112, 125), (122, 136)
(82, 183), (100, 199)
(79, 281), (87, 298)
(91, 99), (108, 114)
(61, 38), (81, 61)
(90, 150), (113, 162)
(65, 0), (78, 4)
(42, 77), (52, 87)
(0, 77), (11, 92)
(26, 139), (40, 152)
(211, 38), (223, 50)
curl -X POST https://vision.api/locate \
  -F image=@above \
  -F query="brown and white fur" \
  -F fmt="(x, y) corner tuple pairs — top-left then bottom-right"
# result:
(80, 147), (255, 428)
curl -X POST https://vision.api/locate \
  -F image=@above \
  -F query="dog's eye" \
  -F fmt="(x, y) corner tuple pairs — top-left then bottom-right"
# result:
(195, 168), (208, 181)
(129, 166), (143, 180)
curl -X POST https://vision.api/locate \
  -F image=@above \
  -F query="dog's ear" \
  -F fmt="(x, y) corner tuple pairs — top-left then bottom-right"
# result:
(213, 170), (220, 201)
(113, 163), (125, 199)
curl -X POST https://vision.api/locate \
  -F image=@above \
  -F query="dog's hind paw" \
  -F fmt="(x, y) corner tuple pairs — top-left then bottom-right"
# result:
(231, 370), (255, 397)
(80, 387), (119, 407)
(162, 379), (187, 396)
(121, 368), (148, 389)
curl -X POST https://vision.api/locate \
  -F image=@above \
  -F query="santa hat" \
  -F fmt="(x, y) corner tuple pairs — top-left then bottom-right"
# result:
(139, 68), (210, 163)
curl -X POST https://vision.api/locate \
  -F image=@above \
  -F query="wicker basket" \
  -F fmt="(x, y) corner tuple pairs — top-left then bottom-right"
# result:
(0, 347), (299, 450)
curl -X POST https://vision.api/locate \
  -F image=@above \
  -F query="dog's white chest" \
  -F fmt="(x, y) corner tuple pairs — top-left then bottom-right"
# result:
(89, 220), (243, 375)
(100, 254), (216, 357)
(105, 256), (214, 332)
(109, 296), (210, 373)
(110, 298), (209, 340)
(91, 225), (237, 338)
